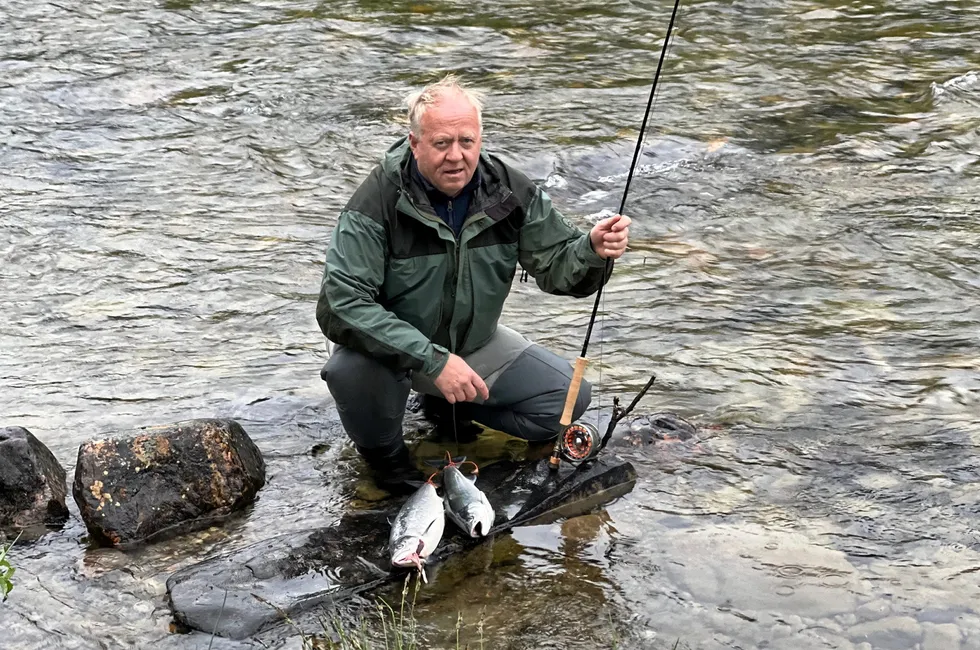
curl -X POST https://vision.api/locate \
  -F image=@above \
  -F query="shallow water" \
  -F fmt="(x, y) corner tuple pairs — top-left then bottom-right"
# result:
(1, 0), (978, 648)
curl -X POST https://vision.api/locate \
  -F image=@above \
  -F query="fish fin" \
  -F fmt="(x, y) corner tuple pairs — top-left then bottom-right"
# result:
(444, 507), (468, 533)
(421, 515), (442, 537)
(403, 480), (425, 490)
(425, 453), (466, 467)
(467, 474), (478, 483)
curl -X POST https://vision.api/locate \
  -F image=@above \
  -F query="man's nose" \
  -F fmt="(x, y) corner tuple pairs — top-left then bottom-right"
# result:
(446, 141), (463, 161)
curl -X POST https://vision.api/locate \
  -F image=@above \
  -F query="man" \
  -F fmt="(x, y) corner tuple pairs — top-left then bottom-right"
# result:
(316, 75), (630, 492)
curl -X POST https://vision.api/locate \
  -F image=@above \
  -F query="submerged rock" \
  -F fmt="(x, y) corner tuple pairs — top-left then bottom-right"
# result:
(72, 418), (265, 547)
(167, 455), (636, 639)
(653, 523), (862, 619)
(849, 616), (923, 649)
(0, 426), (69, 539)
(617, 411), (698, 446)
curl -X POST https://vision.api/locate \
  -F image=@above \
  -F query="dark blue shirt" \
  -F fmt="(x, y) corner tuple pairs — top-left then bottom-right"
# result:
(411, 156), (480, 238)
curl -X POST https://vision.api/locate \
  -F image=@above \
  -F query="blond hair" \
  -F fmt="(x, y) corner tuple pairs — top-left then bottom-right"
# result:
(405, 74), (484, 137)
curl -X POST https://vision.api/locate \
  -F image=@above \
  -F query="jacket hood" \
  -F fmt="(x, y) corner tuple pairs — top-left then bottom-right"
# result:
(381, 136), (412, 183)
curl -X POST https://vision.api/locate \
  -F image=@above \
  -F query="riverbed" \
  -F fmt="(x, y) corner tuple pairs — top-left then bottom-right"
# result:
(1, 0), (978, 648)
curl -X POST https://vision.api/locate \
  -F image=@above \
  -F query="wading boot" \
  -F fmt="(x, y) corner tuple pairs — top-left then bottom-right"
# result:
(357, 441), (424, 496)
(420, 395), (483, 444)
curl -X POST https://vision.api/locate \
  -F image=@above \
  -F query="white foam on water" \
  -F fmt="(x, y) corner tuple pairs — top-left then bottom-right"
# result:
(586, 208), (618, 223)
(799, 8), (842, 20)
(931, 70), (979, 99)
(597, 160), (686, 184)
(578, 189), (611, 204)
(544, 173), (568, 189)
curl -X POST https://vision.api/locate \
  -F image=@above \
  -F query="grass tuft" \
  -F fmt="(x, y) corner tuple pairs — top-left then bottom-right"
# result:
(0, 532), (22, 602)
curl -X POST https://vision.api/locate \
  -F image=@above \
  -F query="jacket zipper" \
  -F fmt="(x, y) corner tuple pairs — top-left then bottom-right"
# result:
(405, 194), (460, 354)
(403, 190), (508, 356)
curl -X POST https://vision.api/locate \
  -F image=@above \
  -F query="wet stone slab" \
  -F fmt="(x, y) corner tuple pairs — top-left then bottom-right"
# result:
(166, 455), (636, 639)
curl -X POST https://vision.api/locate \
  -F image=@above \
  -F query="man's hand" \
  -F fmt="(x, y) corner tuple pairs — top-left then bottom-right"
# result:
(434, 353), (490, 404)
(589, 214), (631, 260)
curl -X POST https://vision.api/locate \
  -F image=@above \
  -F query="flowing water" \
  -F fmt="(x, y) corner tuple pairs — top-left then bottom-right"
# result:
(2, 0), (979, 648)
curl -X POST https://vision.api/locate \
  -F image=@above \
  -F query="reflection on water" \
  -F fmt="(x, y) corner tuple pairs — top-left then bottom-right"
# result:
(1, 0), (979, 648)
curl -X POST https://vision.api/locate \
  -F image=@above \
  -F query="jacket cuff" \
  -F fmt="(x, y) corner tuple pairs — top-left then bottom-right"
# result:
(422, 343), (451, 377)
(579, 233), (608, 268)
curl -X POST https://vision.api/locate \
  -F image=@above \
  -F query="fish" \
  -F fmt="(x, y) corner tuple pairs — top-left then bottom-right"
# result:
(441, 456), (495, 538)
(388, 476), (445, 583)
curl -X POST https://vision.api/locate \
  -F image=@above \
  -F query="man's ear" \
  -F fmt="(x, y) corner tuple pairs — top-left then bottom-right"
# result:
(408, 131), (418, 151)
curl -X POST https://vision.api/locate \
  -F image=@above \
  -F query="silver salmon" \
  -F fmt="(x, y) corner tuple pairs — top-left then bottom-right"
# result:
(388, 479), (445, 582)
(442, 460), (495, 537)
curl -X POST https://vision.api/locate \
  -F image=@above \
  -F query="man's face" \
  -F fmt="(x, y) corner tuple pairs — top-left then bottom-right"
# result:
(408, 94), (481, 198)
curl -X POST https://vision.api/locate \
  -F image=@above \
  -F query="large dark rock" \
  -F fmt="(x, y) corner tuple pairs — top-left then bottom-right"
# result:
(613, 412), (698, 446)
(72, 418), (265, 547)
(0, 427), (69, 539)
(167, 455), (636, 639)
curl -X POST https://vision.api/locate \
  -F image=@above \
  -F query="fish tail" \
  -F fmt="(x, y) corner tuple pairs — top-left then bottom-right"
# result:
(423, 452), (467, 469)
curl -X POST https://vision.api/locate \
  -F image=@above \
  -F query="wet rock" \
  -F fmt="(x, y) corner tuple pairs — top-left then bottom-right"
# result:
(72, 419), (265, 547)
(656, 524), (861, 619)
(922, 622), (962, 650)
(769, 635), (853, 650)
(848, 616), (922, 649)
(0, 426), (69, 538)
(855, 598), (892, 621)
(610, 412), (698, 449)
(783, 614), (804, 631)
(167, 455), (636, 639)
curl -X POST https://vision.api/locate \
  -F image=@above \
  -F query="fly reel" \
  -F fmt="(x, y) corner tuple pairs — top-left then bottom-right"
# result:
(558, 422), (602, 463)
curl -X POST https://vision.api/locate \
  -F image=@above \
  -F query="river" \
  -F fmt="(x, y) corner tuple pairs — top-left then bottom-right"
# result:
(1, 0), (978, 648)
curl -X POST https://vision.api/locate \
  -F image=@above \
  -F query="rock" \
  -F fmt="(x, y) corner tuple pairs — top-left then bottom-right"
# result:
(656, 524), (861, 619)
(167, 455), (636, 639)
(0, 426), (69, 538)
(922, 623), (962, 650)
(855, 598), (892, 621)
(605, 412), (699, 454)
(623, 412), (698, 445)
(848, 616), (923, 649)
(72, 419), (265, 547)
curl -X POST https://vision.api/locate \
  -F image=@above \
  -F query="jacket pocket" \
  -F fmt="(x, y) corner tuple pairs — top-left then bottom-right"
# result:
(382, 255), (447, 341)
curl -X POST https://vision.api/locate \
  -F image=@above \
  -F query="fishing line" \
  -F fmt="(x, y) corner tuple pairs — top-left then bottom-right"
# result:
(596, 0), (681, 429)
(550, 0), (682, 469)
(582, 0), (682, 360)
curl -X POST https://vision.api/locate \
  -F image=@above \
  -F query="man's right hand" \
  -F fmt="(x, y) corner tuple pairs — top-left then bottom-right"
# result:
(434, 353), (490, 404)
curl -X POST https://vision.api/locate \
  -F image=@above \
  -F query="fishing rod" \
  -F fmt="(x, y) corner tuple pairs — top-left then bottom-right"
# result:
(549, 0), (683, 470)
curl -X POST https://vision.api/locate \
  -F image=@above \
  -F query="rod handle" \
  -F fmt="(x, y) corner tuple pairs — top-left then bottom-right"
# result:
(560, 357), (589, 427)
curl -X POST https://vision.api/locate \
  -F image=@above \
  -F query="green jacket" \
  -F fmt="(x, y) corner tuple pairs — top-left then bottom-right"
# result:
(316, 137), (610, 378)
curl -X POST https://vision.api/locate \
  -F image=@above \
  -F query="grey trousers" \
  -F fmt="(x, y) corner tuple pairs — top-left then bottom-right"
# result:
(320, 326), (592, 450)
